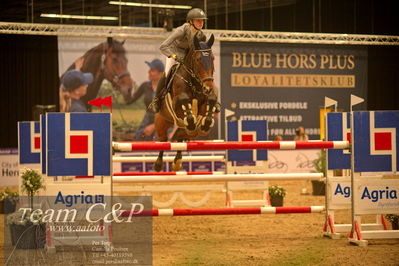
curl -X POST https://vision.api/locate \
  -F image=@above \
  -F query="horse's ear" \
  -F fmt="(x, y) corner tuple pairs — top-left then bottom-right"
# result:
(207, 34), (215, 48)
(107, 37), (113, 47)
(121, 39), (126, 45)
(193, 34), (201, 50)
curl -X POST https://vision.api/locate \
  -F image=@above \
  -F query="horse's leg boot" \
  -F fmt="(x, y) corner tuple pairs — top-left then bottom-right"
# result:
(178, 93), (196, 131)
(201, 94), (217, 132)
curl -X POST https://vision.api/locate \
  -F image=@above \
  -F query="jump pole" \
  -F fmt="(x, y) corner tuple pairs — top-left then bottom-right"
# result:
(113, 155), (225, 163)
(113, 172), (324, 183)
(120, 206), (325, 217)
(113, 140), (349, 151)
(113, 171), (225, 176)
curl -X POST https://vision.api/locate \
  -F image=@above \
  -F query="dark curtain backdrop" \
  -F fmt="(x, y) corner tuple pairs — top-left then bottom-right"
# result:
(0, 34), (59, 148)
(0, 34), (398, 147)
(368, 46), (399, 111)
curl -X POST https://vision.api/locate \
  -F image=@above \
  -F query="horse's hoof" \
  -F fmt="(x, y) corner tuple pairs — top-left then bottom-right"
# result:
(172, 159), (182, 171)
(186, 115), (196, 131)
(201, 117), (214, 132)
(185, 128), (197, 136)
(154, 158), (163, 172)
(198, 129), (209, 136)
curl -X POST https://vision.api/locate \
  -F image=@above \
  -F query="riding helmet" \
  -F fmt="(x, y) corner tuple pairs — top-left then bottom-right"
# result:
(186, 8), (208, 21)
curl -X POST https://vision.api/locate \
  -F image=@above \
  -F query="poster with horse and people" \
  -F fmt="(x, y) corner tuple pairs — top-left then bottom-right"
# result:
(57, 36), (222, 143)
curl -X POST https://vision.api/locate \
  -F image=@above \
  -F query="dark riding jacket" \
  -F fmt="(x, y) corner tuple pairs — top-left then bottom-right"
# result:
(160, 24), (204, 60)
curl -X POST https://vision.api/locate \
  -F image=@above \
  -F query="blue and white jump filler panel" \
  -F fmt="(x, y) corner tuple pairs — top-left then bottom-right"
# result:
(18, 121), (41, 167)
(46, 113), (112, 176)
(353, 111), (398, 173)
(227, 120), (268, 162)
(326, 112), (351, 170)
(226, 120), (268, 174)
(226, 120), (269, 208)
(324, 112), (386, 239)
(44, 113), (113, 252)
(325, 113), (351, 212)
(41, 115), (47, 174)
(350, 111), (399, 246)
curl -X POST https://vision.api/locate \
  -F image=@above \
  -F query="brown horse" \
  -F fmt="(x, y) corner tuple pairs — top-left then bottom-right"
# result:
(62, 37), (134, 109)
(154, 33), (218, 172)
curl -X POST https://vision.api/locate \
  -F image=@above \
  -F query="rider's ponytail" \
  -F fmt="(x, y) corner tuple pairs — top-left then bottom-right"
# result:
(59, 88), (71, 112)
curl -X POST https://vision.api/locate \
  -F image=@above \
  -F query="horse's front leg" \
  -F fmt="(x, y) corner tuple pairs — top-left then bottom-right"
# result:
(200, 93), (217, 133)
(178, 92), (196, 132)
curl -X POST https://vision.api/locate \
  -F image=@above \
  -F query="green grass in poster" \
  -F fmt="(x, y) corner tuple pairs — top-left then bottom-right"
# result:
(96, 80), (147, 141)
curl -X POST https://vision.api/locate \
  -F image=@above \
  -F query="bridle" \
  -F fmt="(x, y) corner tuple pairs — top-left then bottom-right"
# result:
(100, 43), (131, 88)
(177, 47), (214, 95)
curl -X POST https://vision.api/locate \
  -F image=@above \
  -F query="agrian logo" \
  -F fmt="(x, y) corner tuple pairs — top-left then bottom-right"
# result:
(54, 191), (104, 207)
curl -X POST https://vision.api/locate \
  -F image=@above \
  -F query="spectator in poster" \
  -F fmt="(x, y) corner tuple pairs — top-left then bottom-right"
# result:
(59, 70), (93, 112)
(128, 59), (164, 140)
(60, 57), (93, 112)
(294, 126), (309, 141)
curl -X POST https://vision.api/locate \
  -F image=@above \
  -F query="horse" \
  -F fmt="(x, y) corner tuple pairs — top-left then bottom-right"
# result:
(154, 33), (218, 172)
(62, 37), (134, 109)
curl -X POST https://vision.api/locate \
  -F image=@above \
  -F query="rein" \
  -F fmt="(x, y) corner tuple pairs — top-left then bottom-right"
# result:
(99, 42), (132, 128)
(176, 48), (214, 95)
(100, 44), (131, 87)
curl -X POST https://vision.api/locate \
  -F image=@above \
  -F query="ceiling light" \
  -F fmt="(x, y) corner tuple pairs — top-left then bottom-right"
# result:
(41, 14), (118, 21)
(108, 1), (192, 9)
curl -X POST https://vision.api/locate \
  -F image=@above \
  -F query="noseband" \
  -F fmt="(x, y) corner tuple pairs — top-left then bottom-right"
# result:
(193, 48), (214, 83)
(178, 48), (214, 95)
(100, 45), (131, 88)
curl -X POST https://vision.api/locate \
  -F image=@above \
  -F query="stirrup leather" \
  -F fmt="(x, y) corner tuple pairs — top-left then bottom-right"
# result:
(148, 97), (161, 113)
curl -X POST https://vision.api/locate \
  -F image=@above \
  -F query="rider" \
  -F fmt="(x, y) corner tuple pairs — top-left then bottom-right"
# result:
(149, 8), (207, 113)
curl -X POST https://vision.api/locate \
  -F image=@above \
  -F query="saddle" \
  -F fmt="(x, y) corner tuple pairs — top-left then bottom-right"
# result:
(162, 63), (180, 97)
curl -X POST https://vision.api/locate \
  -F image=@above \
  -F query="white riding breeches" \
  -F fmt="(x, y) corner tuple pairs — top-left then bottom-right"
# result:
(165, 57), (176, 76)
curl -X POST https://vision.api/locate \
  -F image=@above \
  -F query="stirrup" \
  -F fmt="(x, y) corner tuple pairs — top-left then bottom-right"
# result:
(148, 97), (161, 113)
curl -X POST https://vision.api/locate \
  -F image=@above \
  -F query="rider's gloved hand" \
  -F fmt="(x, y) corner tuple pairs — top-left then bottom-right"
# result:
(170, 54), (183, 63)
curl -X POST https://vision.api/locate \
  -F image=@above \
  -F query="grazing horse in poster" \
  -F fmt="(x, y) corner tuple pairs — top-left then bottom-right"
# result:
(154, 33), (218, 172)
(62, 37), (134, 109)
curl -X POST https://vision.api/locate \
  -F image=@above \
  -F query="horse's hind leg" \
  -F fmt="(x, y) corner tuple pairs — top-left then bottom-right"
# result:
(171, 129), (186, 172)
(171, 150), (183, 171)
(154, 150), (164, 172)
(153, 115), (169, 172)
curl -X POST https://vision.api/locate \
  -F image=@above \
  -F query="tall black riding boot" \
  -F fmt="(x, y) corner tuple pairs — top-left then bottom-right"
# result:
(149, 74), (166, 113)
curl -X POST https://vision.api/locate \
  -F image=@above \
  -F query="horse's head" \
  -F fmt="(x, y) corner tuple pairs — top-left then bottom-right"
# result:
(102, 37), (134, 103)
(192, 33), (215, 95)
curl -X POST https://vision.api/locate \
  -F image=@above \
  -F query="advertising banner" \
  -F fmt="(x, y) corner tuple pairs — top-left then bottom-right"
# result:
(220, 42), (367, 140)
(58, 36), (221, 141)
(0, 148), (19, 187)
